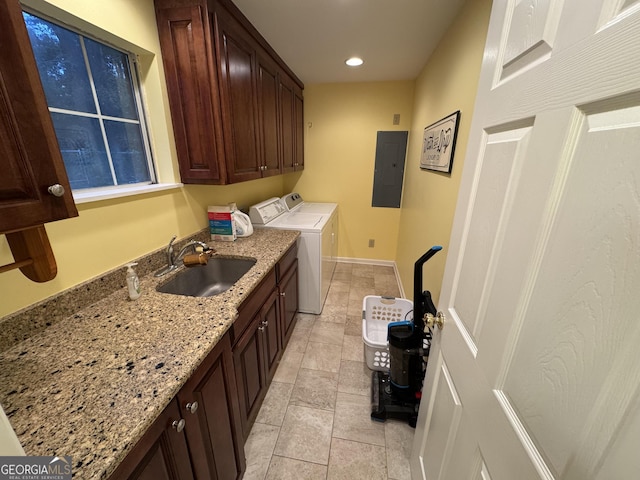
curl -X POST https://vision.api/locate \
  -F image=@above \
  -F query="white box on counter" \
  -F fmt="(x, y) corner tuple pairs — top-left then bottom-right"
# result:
(208, 205), (236, 241)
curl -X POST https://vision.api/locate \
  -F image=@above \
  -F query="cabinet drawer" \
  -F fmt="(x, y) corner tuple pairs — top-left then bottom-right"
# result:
(231, 268), (276, 345)
(277, 242), (298, 282)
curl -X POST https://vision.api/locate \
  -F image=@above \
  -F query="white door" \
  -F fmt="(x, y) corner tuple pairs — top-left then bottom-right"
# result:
(411, 1), (640, 479)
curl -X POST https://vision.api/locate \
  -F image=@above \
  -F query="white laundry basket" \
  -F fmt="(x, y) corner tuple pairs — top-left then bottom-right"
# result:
(362, 295), (413, 371)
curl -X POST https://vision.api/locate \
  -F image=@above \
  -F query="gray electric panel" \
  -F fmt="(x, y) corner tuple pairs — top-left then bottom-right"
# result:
(372, 131), (408, 208)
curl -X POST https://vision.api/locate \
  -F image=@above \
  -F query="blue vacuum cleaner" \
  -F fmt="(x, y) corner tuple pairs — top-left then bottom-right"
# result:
(371, 246), (442, 427)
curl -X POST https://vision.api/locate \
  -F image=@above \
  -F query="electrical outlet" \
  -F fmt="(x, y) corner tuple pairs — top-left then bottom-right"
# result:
(368, 239), (375, 248)
(393, 114), (400, 125)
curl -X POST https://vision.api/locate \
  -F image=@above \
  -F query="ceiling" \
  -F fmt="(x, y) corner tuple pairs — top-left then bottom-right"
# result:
(232, 0), (468, 85)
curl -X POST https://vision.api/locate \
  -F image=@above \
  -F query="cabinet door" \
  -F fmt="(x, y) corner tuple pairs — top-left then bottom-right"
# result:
(108, 400), (194, 480)
(261, 288), (281, 382)
(155, 5), (225, 184)
(279, 259), (299, 349)
(214, 4), (261, 183)
(233, 311), (268, 438)
(177, 334), (245, 480)
(0, 0), (77, 232)
(257, 52), (280, 176)
(279, 74), (295, 173)
(293, 87), (304, 171)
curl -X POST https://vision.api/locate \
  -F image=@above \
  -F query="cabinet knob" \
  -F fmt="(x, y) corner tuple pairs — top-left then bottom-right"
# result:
(262, 320), (268, 327)
(258, 325), (265, 332)
(47, 184), (65, 197)
(172, 419), (186, 433)
(280, 292), (286, 297)
(185, 401), (198, 414)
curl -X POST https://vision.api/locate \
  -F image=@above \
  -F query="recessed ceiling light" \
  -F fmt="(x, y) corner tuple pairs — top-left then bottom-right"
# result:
(345, 57), (364, 67)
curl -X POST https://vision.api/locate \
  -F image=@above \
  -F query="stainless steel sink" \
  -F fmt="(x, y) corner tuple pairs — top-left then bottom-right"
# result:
(156, 257), (256, 297)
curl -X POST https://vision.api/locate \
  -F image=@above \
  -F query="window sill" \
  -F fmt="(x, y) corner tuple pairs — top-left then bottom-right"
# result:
(72, 183), (183, 204)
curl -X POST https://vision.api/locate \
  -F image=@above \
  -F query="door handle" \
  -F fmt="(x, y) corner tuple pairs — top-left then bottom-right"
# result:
(425, 312), (445, 330)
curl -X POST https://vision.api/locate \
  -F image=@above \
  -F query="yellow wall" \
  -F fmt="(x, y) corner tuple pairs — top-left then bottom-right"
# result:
(0, 0), (285, 318)
(395, 0), (492, 301)
(288, 81), (415, 261)
(0, 0), (492, 318)
(0, 178), (284, 318)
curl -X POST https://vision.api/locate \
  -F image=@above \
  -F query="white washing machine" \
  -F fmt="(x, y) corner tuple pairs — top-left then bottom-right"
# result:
(249, 194), (338, 314)
(280, 192), (337, 215)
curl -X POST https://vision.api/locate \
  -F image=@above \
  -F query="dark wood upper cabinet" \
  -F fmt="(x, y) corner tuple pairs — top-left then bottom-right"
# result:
(257, 52), (281, 177)
(279, 75), (295, 174)
(155, 0), (304, 184)
(155, 6), (226, 184)
(0, 0), (77, 233)
(214, 4), (262, 183)
(294, 87), (305, 170)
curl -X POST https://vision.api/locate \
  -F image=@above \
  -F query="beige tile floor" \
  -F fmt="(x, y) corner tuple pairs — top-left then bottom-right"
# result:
(244, 262), (415, 480)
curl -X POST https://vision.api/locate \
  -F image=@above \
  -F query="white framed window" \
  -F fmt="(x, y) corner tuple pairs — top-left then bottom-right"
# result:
(22, 10), (157, 193)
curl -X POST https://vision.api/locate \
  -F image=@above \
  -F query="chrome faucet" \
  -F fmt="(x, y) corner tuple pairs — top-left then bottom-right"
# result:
(154, 237), (213, 277)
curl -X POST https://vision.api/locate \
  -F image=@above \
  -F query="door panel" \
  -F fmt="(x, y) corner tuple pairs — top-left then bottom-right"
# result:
(0, 0), (77, 231)
(215, 6), (261, 183)
(196, 353), (241, 480)
(279, 76), (295, 172)
(412, 1), (640, 479)
(419, 353), (462, 480)
(109, 400), (194, 480)
(156, 6), (224, 184)
(233, 316), (265, 435)
(279, 260), (298, 348)
(294, 89), (304, 169)
(257, 54), (280, 175)
(177, 334), (244, 480)
(502, 98), (640, 476)
(261, 289), (280, 382)
(501, 0), (561, 80)
(453, 125), (532, 342)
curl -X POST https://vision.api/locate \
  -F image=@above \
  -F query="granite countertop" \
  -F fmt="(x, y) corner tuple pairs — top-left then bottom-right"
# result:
(0, 229), (298, 480)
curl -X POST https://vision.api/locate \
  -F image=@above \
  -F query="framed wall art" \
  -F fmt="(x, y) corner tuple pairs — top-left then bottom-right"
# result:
(420, 110), (460, 174)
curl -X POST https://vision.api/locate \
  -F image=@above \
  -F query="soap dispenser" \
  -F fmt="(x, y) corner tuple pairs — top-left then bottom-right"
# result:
(125, 262), (141, 300)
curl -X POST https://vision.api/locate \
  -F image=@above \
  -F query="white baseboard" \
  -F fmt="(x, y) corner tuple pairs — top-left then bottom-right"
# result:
(336, 256), (395, 267)
(336, 257), (407, 299)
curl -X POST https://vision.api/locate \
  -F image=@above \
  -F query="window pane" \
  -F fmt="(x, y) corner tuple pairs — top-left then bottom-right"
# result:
(50, 112), (113, 189)
(22, 12), (96, 114)
(104, 120), (151, 184)
(84, 38), (138, 120)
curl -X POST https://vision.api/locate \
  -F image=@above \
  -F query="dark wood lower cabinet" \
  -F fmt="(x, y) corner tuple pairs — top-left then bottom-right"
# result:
(279, 259), (298, 349)
(232, 287), (280, 439)
(233, 310), (269, 439)
(262, 289), (281, 382)
(109, 400), (194, 480)
(178, 334), (245, 480)
(232, 243), (299, 439)
(109, 335), (244, 480)
(111, 244), (299, 479)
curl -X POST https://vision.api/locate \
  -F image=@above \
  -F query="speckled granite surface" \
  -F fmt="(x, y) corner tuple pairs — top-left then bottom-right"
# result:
(0, 229), (298, 480)
(0, 232), (212, 353)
